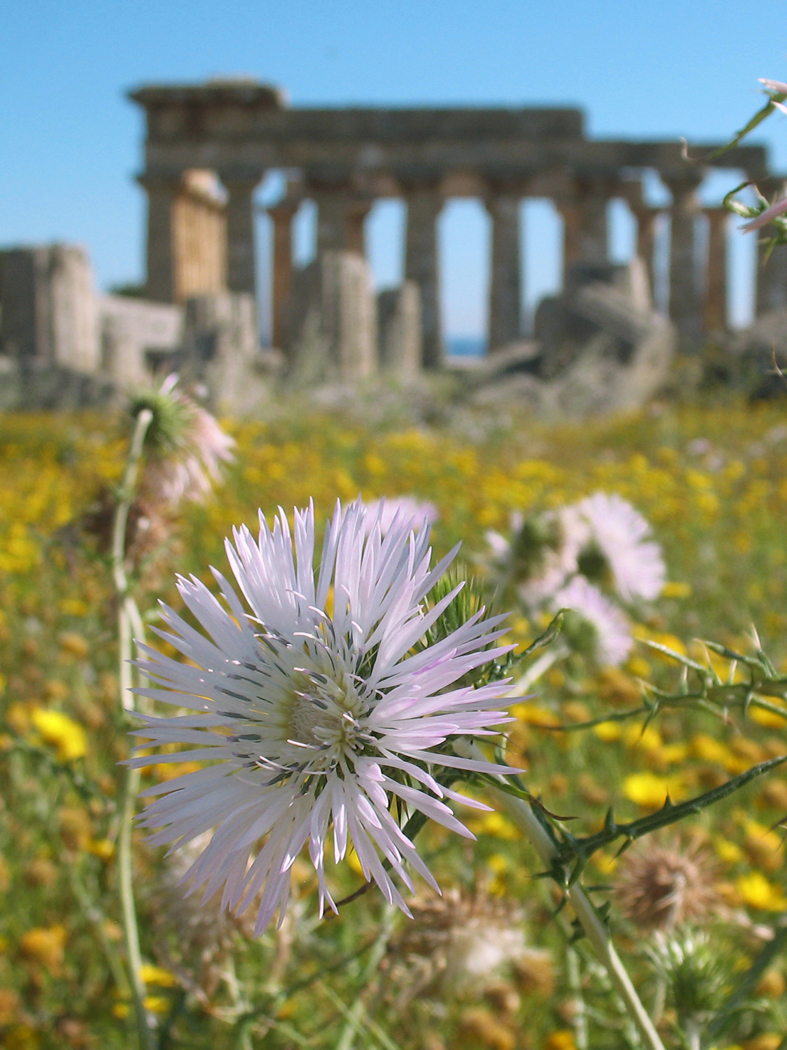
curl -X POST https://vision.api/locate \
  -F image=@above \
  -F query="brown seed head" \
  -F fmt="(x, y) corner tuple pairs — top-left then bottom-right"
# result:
(613, 835), (720, 933)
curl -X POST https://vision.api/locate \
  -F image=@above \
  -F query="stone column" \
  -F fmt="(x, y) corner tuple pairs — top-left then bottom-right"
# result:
(557, 179), (610, 283)
(315, 188), (351, 253)
(704, 207), (729, 332)
(267, 198), (299, 350)
(404, 184), (444, 369)
(137, 172), (183, 303)
(556, 200), (582, 278)
(663, 172), (704, 349)
(220, 171), (264, 296)
(346, 198), (373, 256)
(631, 206), (659, 292)
(486, 190), (522, 350)
(755, 177), (787, 315)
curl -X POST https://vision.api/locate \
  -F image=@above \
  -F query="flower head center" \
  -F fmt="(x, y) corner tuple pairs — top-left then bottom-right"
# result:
(285, 669), (368, 758)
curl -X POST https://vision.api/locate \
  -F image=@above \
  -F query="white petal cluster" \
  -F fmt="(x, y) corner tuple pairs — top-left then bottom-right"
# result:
(555, 576), (633, 667)
(133, 500), (514, 933)
(483, 492), (665, 667)
(566, 492), (666, 603)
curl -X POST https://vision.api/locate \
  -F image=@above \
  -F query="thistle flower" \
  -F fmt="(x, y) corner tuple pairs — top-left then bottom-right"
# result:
(553, 576), (633, 667)
(739, 194), (787, 234)
(362, 497), (439, 535)
(613, 836), (720, 933)
(760, 77), (787, 114)
(566, 493), (665, 603)
(132, 374), (235, 509)
(132, 500), (515, 933)
(484, 511), (578, 607)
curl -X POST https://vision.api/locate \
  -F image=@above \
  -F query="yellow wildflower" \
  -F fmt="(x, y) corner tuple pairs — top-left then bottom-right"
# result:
(57, 632), (90, 659)
(736, 872), (787, 911)
(714, 837), (744, 865)
(662, 581), (692, 598)
(30, 709), (87, 762)
(545, 1032), (577, 1050)
(19, 925), (66, 971)
(622, 772), (685, 809)
(593, 721), (622, 742)
(139, 964), (178, 988)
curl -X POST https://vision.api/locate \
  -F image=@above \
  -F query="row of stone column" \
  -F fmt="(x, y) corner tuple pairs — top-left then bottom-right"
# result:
(268, 177), (736, 361)
(139, 168), (787, 364)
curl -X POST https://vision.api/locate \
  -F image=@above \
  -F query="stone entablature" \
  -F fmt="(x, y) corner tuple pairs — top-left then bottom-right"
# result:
(129, 79), (772, 362)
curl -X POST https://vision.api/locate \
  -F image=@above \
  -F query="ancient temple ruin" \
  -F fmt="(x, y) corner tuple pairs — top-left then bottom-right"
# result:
(129, 78), (775, 370)
(3, 78), (786, 411)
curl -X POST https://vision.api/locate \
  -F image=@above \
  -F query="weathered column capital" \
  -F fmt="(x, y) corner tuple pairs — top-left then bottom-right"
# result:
(136, 170), (185, 192)
(308, 182), (370, 254)
(217, 168), (265, 191)
(401, 179), (444, 208)
(660, 169), (705, 206)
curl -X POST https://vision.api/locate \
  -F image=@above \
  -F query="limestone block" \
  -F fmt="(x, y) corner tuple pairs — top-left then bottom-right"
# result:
(474, 257), (675, 418)
(181, 292), (272, 413)
(99, 295), (183, 389)
(377, 282), (421, 378)
(49, 245), (100, 372)
(0, 244), (99, 372)
(0, 356), (115, 412)
(286, 251), (377, 383)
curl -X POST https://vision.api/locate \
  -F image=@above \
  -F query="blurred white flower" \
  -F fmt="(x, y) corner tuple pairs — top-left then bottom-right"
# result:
(132, 500), (514, 933)
(568, 492), (665, 603)
(553, 576), (633, 667)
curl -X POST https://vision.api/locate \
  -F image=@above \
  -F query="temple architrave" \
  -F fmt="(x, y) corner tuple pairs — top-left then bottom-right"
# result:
(129, 79), (772, 364)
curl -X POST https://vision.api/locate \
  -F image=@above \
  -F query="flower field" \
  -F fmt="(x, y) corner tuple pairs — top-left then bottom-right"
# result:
(2, 400), (787, 1050)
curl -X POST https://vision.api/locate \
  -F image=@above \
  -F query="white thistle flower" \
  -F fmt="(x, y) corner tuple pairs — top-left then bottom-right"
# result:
(132, 500), (515, 934)
(553, 576), (633, 667)
(567, 493), (665, 604)
(363, 497), (439, 535)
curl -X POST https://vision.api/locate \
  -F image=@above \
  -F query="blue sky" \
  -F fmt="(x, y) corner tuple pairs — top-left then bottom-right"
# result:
(2, 0), (787, 338)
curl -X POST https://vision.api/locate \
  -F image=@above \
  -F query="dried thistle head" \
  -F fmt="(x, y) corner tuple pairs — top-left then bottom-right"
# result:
(613, 835), (720, 933)
(386, 889), (531, 1005)
(148, 831), (253, 999)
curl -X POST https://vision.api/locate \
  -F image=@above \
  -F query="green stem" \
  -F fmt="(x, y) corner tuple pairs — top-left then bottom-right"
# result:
(566, 947), (589, 1050)
(333, 905), (397, 1050)
(112, 407), (155, 1050)
(463, 744), (666, 1050)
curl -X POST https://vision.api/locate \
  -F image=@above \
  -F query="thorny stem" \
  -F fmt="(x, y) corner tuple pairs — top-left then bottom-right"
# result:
(462, 744), (667, 1050)
(112, 407), (155, 1050)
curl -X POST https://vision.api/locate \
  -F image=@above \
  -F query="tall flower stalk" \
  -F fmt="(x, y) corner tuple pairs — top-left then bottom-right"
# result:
(112, 406), (155, 1050)
(111, 377), (234, 1050)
